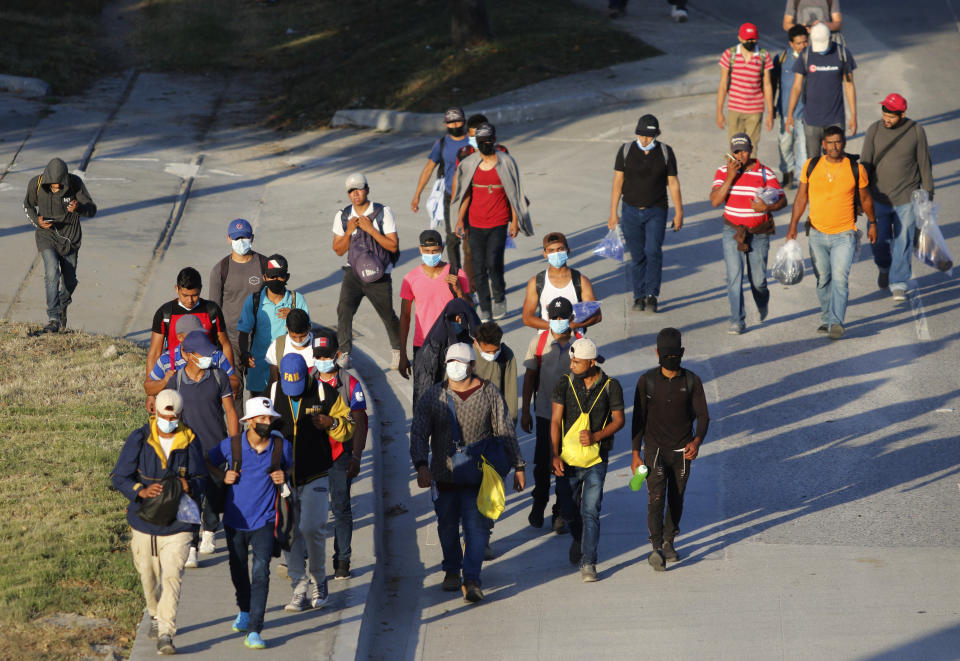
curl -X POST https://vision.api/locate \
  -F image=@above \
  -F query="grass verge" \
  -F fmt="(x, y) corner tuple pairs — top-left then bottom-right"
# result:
(0, 322), (147, 660)
(131, 0), (659, 128)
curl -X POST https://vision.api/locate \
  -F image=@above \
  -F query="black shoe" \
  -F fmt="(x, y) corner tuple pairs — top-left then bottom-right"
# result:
(661, 541), (679, 561)
(463, 581), (484, 603)
(648, 549), (666, 572)
(30, 319), (60, 336)
(878, 271), (889, 289)
(484, 542), (496, 561)
(528, 508), (544, 529)
(816, 324), (828, 334)
(758, 304), (769, 322)
(156, 634), (176, 655)
(441, 570), (461, 592)
(633, 297), (646, 311)
(334, 561), (351, 580)
(646, 296), (658, 313)
(569, 539), (582, 566)
(552, 513), (568, 535)
(781, 172), (793, 189)
(59, 308), (68, 331)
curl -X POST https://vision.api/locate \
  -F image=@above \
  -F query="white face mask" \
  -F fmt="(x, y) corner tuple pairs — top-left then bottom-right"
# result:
(480, 348), (501, 362)
(178, 300), (199, 311)
(232, 237), (252, 255)
(289, 333), (312, 348)
(157, 417), (179, 434)
(446, 361), (470, 382)
(196, 355), (213, 369)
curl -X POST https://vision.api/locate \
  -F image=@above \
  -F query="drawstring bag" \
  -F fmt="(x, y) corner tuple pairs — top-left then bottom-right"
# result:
(477, 456), (506, 520)
(560, 375), (609, 468)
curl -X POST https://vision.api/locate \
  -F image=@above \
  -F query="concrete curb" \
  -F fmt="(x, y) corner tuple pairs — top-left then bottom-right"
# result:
(0, 74), (50, 98)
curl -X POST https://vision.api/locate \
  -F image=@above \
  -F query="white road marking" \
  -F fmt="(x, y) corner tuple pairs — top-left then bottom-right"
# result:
(95, 157), (159, 162)
(164, 161), (201, 179)
(206, 168), (241, 177)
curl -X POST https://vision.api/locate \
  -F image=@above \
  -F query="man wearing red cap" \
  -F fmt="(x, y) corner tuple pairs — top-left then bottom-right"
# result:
(717, 23), (774, 152)
(861, 93), (934, 301)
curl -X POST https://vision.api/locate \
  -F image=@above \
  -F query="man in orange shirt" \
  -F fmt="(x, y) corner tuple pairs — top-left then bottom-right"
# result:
(786, 126), (876, 339)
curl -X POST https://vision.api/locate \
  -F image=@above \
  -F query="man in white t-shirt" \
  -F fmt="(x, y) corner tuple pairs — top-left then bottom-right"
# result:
(266, 308), (316, 390)
(332, 173), (401, 370)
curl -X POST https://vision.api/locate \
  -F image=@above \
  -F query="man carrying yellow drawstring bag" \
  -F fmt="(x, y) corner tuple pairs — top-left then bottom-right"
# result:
(550, 338), (625, 583)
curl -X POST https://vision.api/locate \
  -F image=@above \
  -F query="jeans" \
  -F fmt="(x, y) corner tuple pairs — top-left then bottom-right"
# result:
(644, 446), (690, 548)
(557, 460), (608, 566)
(621, 204), (668, 300)
(803, 123), (842, 163)
(191, 477), (223, 547)
(721, 224), (770, 327)
(40, 248), (79, 324)
(337, 267), (401, 353)
(870, 201), (916, 291)
(224, 523), (274, 634)
(778, 116), (807, 181)
(285, 478), (329, 590)
(467, 224), (508, 312)
(434, 486), (492, 585)
(808, 227), (857, 326)
(328, 451), (354, 565)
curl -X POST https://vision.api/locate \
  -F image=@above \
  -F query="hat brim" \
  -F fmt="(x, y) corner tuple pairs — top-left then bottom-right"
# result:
(264, 270), (287, 278)
(240, 410), (281, 421)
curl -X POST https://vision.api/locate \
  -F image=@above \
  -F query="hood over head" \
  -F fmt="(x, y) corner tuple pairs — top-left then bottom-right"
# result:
(42, 158), (70, 189)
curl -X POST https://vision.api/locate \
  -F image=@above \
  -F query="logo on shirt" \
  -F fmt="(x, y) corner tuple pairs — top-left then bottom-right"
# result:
(355, 390), (364, 402)
(809, 64), (839, 73)
(248, 276), (261, 286)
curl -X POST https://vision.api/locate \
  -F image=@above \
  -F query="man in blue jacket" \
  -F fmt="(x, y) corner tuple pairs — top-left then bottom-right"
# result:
(111, 390), (207, 656)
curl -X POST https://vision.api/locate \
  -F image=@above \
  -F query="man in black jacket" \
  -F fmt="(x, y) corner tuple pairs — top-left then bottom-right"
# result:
(23, 157), (97, 334)
(631, 328), (709, 571)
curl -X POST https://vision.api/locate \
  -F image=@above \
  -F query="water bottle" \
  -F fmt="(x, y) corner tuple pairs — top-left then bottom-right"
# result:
(629, 465), (649, 491)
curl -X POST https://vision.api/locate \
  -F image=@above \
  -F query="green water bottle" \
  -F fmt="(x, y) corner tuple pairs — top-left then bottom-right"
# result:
(629, 465), (649, 491)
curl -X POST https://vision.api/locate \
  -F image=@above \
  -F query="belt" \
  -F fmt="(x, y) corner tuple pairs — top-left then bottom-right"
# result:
(472, 183), (504, 194)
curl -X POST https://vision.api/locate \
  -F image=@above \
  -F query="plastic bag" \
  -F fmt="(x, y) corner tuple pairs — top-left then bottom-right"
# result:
(505, 235), (517, 250)
(424, 177), (445, 232)
(755, 186), (784, 206)
(176, 493), (201, 525)
(476, 456), (505, 521)
(594, 227), (625, 263)
(771, 239), (804, 285)
(572, 300), (601, 322)
(913, 190), (954, 275)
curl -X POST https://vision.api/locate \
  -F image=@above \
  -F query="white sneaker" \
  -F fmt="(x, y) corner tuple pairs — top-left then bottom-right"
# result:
(310, 579), (328, 608)
(184, 547), (199, 568)
(198, 531), (215, 555)
(892, 289), (908, 301)
(390, 349), (401, 370)
(671, 6), (688, 22)
(284, 584), (310, 612)
(337, 352), (352, 369)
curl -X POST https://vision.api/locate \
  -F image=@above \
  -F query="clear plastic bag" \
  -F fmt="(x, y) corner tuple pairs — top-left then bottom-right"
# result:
(913, 190), (954, 275)
(594, 227), (625, 263)
(424, 177), (445, 232)
(755, 186), (784, 206)
(176, 493), (201, 525)
(771, 239), (804, 285)
(572, 300), (601, 322)
(505, 235), (517, 250)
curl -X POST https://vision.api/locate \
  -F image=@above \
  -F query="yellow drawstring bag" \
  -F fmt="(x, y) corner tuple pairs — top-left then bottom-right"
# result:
(477, 456), (506, 520)
(560, 375), (609, 468)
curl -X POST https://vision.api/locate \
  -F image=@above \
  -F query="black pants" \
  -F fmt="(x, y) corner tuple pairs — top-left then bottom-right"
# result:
(467, 224), (507, 312)
(336, 267), (401, 353)
(531, 416), (554, 513)
(644, 445), (690, 548)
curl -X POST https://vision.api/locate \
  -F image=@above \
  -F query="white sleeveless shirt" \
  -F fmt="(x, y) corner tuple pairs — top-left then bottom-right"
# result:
(539, 269), (579, 320)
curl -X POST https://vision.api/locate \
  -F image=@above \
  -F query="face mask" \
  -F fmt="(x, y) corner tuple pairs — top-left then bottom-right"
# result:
(252, 422), (272, 438)
(450, 321), (464, 336)
(742, 40), (758, 51)
(421, 252), (442, 267)
(637, 139), (657, 152)
(315, 358), (336, 373)
(547, 251), (568, 268)
(659, 354), (682, 371)
(290, 333), (311, 348)
(178, 300), (199, 311)
(477, 142), (495, 156)
(446, 361), (469, 382)
(469, 136), (478, 148)
(550, 319), (571, 335)
(447, 126), (466, 137)
(480, 348), (501, 362)
(231, 238), (252, 255)
(264, 279), (286, 295)
(157, 417), (179, 434)
(196, 355), (213, 369)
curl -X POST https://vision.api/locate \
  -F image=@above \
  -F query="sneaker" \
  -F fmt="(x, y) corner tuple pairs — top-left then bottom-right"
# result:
(828, 323), (844, 340)
(59, 308), (68, 331)
(580, 563), (598, 582)
(463, 581), (484, 603)
(662, 541), (680, 561)
(727, 323), (745, 335)
(337, 352), (352, 369)
(441, 570), (461, 592)
(479, 308), (492, 323)
(243, 632), (266, 650)
(148, 616), (159, 639)
(156, 634), (176, 655)
(31, 319), (60, 336)
(878, 270), (889, 289)
(527, 509), (544, 529)
(334, 561), (351, 580)
(632, 297), (646, 311)
(816, 324), (829, 334)
(648, 549), (666, 572)
(184, 547), (198, 568)
(484, 542), (496, 561)
(552, 513), (568, 535)
(492, 300), (507, 320)
(284, 584), (310, 612)
(310, 579), (329, 608)
(198, 531), (215, 555)
(569, 539), (582, 566)
(892, 288), (907, 302)
(646, 296), (658, 313)
(390, 349), (401, 370)
(758, 304), (769, 322)
(231, 611), (250, 633)
(671, 6), (688, 22)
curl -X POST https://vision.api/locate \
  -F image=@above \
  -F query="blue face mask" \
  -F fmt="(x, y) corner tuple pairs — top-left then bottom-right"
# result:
(550, 319), (571, 335)
(315, 358), (335, 373)
(547, 251), (568, 268)
(637, 138), (658, 152)
(469, 136), (478, 148)
(422, 252), (442, 267)
(290, 333), (311, 348)
(231, 238), (252, 255)
(157, 417), (178, 434)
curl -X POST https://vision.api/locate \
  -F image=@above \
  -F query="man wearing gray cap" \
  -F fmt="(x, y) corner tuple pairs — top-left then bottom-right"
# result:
(332, 172), (401, 369)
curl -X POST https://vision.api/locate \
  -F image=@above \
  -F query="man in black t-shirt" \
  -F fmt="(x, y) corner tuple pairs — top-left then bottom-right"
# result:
(608, 114), (685, 313)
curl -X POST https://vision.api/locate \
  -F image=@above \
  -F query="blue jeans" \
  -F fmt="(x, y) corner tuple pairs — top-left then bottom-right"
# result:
(434, 487), (492, 585)
(778, 116), (807, 181)
(328, 452), (354, 565)
(721, 224), (770, 327)
(40, 248), (79, 323)
(870, 201), (915, 291)
(621, 204), (668, 300)
(808, 228), (857, 326)
(557, 460), (608, 566)
(224, 524), (274, 634)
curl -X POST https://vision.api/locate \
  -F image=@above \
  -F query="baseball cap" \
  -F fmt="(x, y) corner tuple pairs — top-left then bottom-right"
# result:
(446, 342), (475, 363)
(156, 390), (184, 417)
(228, 218), (253, 239)
(181, 330), (217, 357)
(730, 132), (753, 153)
(569, 337), (604, 363)
(542, 232), (569, 250)
(345, 172), (368, 191)
(241, 396), (281, 421)
(419, 229), (443, 247)
(175, 315), (204, 336)
(809, 22), (830, 52)
(880, 93), (907, 113)
(444, 107), (466, 123)
(738, 22), (758, 40)
(312, 327), (339, 358)
(279, 353), (308, 397)
(635, 114), (660, 137)
(656, 327), (683, 355)
(475, 123), (496, 141)
(265, 254), (288, 278)
(546, 296), (573, 320)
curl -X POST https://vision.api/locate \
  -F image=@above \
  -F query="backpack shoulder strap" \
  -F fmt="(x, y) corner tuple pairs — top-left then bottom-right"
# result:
(290, 291), (297, 308)
(257, 253), (268, 274)
(231, 433), (243, 472)
(250, 290), (262, 340)
(684, 369), (695, 405)
(275, 334), (286, 365)
(571, 269), (583, 300)
(175, 369), (182, 391)
(159, 300), (175, 342)
(217, 255), (231, 295)
(340, 204), (352, 231)
(659, 142), (669, 168)
(212, 368), (223, 391)
(535, 330), (550, 360)
(566, 374), (585, 412)
(620, 142), (631, 166)
(535, 271), (545, 299)
(805, 155), (822, 180)
(270, 433), (284, 470)
(370, 203), (385, 232)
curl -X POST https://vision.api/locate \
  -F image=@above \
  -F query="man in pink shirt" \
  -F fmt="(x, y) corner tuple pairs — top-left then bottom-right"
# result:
(398, 230), (472, 378)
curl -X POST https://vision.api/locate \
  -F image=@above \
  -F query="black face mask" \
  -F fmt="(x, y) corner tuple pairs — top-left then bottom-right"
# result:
(477, 142), (495, 156)
(264, 279), (286, 295)
(742, 40), (758, 51)
(659, 354), (682, 371)
(253, 422), (272, 438)
(447, 126), (465, 137)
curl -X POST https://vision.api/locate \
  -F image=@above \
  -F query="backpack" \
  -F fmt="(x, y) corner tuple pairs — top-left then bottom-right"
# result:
(619, 142), (670, 170)
(340, 203), (399, 283)
(535, 269), (582, 317)
(174, 366), (224, 393)
(159, 299), (222, 363)
(805, 154), (862, 216)
(725, 45), (768, 92)
(532, 328), (583, 394)
(637, 367), (695, 438)
(216, 253), (268, 299)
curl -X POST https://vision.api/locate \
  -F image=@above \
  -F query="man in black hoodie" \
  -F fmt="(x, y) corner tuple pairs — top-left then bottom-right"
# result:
(23, 158), (97, 334)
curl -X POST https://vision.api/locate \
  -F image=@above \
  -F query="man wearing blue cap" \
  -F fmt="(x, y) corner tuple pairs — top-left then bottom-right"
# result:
(270, 354), (354, 612)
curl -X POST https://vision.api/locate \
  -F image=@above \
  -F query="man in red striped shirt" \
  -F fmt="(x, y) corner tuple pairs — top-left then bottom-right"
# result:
(716, 23), (774, 153)
(710, 133), (786, 335)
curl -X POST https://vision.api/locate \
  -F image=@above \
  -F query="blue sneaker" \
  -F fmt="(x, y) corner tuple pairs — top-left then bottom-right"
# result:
(244, 632), (266, 649)
(231, 611), (249, 633)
